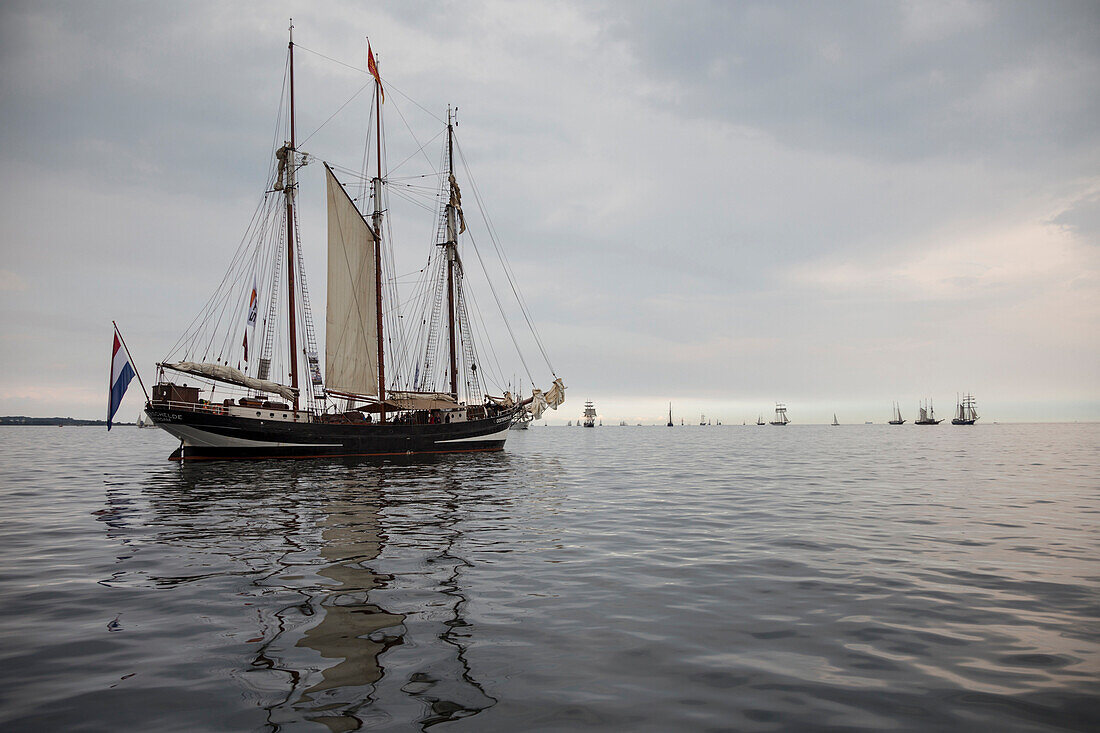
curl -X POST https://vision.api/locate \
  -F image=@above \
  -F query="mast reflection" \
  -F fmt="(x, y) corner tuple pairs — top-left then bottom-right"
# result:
(122, 458), (500, 730)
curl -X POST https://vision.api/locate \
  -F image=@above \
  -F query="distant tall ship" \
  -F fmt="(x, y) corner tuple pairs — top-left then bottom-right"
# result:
(888, 401), (905, 425)
(915, 399), (942, 425)
(952, 393), (979, 425)
(667, 403), (674, 427)
(756, 414), (766, 426)
(770, 403), (790, 426)
(699, 414), (706, 426)
(583, 401), (597, 428)
(831, 413), (839, 426)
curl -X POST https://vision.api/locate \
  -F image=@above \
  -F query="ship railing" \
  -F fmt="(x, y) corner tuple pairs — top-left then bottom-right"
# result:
(148, 399), (312, 418)
(148, 399), (234, 416)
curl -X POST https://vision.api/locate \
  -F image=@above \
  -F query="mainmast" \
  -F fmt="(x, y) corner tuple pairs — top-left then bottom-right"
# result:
(445, 107), (459, 399)
(371, 46), (387, 422)
(285, 20), (300, 409)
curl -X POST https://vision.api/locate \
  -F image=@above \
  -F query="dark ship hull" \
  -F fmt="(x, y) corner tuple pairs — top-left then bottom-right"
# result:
(888, 420), (905, 425)
(915, 419), (942, 425)
(951, 418), (976, 425)
(148, 403), (515, 460)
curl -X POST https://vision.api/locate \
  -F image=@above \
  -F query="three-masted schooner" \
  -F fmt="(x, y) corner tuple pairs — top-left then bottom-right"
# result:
(951, 393), (979, 425)
(888, 401), (905, 425)
(145, 28), (564, 459)
(583, 401), (596, 428)
(770, 403), (790, 425)
(915, 399), (942, 425)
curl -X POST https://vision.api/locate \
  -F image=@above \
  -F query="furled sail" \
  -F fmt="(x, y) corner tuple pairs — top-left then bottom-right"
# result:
(528, 388), (547, 420)
(486, 391), (515, 408)
(543, 378), (566, 409)
(325, 164), (379, 397)
(165, 362), (297, 402)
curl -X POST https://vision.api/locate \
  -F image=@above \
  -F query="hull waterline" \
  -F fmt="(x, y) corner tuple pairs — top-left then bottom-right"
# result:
(149, 405), (514, 460)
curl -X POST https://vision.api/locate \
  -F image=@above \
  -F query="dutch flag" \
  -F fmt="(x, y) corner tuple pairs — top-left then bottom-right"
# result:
(108, 327), (136, 431)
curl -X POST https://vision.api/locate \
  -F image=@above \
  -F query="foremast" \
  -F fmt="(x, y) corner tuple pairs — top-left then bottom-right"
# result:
(445, 108), (460, 399)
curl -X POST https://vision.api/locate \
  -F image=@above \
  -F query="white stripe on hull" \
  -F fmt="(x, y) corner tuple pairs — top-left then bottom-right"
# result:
(435, 426), (511, 444)
(160, 423), (342, 449)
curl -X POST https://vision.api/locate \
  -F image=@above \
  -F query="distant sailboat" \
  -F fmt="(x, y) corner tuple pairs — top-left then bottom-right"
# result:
(756, 414), (765, 426)
(770, 403), (790, 425)
(952, 393), (979, 425)
(915, 399), (943, 425)
(831, 413), (839, 426)
(667, 403), (674, 427)
(889, 401), (905, 425)
(699, 414), (706, 426)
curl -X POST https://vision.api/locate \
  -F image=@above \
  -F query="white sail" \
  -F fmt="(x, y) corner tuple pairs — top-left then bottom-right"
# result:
(325, 165), (379, 397)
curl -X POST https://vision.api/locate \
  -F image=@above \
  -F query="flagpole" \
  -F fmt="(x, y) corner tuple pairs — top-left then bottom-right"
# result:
(113, 321), (150, 401)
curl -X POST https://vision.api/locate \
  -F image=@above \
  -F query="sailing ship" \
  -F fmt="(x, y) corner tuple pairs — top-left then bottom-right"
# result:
(583, 401), (596, 428)
(915, 399), (942, 425)
(952, 393), (979, 425)
(831, 413), (839, 426)
(509, 410), (533, 430)
(699, 414), (706, 426)
(888, 401), (905, 425)
(770, 403), (790, 425)
(667, 403), (674, 427)
(756, 414), (765, 425)
(144, 28), (564, 459)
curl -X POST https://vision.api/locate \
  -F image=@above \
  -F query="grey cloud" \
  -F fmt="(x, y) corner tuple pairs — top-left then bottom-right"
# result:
(590, 0), (1100, 166)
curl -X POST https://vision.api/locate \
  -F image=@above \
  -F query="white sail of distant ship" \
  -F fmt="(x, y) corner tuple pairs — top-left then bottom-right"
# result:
(770, 403), (790, 425)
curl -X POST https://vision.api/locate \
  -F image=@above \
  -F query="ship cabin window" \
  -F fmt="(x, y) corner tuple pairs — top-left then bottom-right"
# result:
(256, 411), (261, 416)
(270, 413), (275, 417)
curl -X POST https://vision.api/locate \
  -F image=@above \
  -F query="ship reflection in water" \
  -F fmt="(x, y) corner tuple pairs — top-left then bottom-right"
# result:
(130, 457), (506, 731)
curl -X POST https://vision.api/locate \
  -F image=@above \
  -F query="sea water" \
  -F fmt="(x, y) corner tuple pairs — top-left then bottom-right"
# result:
(0, 423), (1097, 731)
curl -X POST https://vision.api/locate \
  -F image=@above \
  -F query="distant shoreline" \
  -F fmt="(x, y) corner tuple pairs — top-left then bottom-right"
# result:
(0, 416), (133, 427)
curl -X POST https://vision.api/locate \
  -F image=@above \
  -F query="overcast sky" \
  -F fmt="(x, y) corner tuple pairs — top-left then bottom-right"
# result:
(1, 0), (1098, 423)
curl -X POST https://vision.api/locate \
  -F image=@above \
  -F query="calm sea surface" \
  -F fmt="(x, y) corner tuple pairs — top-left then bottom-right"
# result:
(0, 423), (1097, 731)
